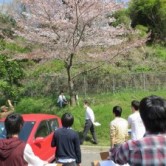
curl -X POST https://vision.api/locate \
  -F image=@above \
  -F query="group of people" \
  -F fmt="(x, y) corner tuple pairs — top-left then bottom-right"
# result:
(108, 95), (166, 165)
(1, 95), (166, 166)
(0, 99), (96, 166)
(110, 100), (145, 149)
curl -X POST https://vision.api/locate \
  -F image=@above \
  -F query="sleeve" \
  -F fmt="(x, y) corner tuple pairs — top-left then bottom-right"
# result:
(57, 96), (60, 103)
(74, 133), (81, 164)
(125, 123), (129, 141)
(110, 142), (129, 165)
(87, 108), (95, 123)
(110, 122), (116, 140)
(128, 116), (131, 127)
(51, 132), (56, 147)
(24, 144), (48, 166)
(110, 122), (116, 147)
(7, 100), (14, 111)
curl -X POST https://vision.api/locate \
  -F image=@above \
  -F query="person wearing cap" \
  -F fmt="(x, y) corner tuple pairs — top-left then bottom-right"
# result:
(0, 100), (14, 119)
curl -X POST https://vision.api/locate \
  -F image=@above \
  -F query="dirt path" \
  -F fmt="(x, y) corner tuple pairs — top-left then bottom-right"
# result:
(81, 145), (109, 166)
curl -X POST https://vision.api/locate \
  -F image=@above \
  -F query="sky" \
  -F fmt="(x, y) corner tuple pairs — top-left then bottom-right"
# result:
(0, 0), (12, 4)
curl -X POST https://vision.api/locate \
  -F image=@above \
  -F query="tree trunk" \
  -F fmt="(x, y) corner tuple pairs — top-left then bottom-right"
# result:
(68, 80), (76, 106)
(66, 53), (76, 106)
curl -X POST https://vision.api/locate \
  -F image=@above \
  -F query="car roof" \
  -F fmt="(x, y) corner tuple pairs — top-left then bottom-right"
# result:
(22, 114), (60, 121)
(0, 114), (60, 122)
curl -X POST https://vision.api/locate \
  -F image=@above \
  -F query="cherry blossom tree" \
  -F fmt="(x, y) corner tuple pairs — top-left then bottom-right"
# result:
(9, 0), (147, 105)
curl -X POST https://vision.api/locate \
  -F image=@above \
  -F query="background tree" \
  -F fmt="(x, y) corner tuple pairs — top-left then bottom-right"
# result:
(0, 54), (24, 103)
(128, 0), (166, 43)
(0, 13), (28, 104)
(8, 0), (147, 105)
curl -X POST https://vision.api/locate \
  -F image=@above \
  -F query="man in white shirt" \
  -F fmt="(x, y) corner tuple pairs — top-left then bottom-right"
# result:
(128, 100), (145, 140)
(80, 101), (97, 145)
(57, 91), (68, 108)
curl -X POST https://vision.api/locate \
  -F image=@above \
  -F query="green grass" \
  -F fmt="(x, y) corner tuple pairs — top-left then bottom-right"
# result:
(15, 89), (166, 146)
(70, 89), (166, 146)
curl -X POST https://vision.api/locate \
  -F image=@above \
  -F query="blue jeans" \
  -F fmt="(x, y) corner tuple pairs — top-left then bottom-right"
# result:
(58, 100), (67, 108)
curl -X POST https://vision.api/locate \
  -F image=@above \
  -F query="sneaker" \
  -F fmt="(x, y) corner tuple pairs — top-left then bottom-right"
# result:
(80, 141), (83, 145)
(93, 141), (98, 144)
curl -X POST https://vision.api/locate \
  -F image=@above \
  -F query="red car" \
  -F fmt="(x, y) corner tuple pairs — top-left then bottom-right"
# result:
(0, 114), (62, 162)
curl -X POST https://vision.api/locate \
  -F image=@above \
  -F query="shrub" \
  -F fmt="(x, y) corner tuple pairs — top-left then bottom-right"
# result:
(15, 97), (56, 114)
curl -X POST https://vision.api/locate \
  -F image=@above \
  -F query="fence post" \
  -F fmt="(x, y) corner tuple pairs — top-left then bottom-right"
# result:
(143, 73), (146, 91)
(84, 75), (87, 98)
(112, 74), (115, 93)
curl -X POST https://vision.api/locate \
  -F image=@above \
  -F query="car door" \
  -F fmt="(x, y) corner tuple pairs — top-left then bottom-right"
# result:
(30, 120), (55, 162)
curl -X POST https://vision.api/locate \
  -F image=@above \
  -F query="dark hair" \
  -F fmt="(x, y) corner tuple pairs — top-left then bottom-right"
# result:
(139, 95), (166, 133)
(5, 113), (24, 138)
(84, 100), (89, 105)
(61, 113), (74, 127)
(113, 106), (122, 117)
(131, 100), (140, 111)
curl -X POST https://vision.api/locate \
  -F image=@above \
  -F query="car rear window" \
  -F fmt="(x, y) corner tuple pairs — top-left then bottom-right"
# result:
(19, 121), (35, 142)
(0, 121), (35, 142)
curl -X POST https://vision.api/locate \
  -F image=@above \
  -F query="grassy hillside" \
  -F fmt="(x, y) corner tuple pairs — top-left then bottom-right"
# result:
(15, 89), (166, 146)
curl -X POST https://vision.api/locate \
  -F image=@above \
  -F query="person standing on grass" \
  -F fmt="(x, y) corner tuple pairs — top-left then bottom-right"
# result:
(80, 100), (98, 145)
(51, 113), (81, 166)
(128, 100), (145, 140)
(110, 106), (128, 149)
(109, 95), (166, 165)
(0, 113), (48, 166)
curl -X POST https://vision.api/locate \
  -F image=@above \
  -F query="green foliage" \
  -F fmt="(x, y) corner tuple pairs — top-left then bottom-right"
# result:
(0, 55), (24, 100)
(128, 0), (166, 42)
(30, 60), (64, 76)
(133, 66), (152, 72)
(0, 14), (16, 26)
(5, 42), (31, 53)
(0, 39), (31, 53)
(15, 97), (53, 114)
(111, 9), (131, 28)
(0, 13), (16, 38)
(152, 44), (166, 60)
(0, 30), (32, 101)
(0, 55), (24, 85)
(135, 25), (148, 37)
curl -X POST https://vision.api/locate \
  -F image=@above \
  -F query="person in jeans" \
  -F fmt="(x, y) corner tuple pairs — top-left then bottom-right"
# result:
(109, 95), (166, 165)
(0, 113), (48, 166)
(110, 106), (128, 149)
(80, 100), (97, 145)
(57, 91), (68, 108)
(51, 113), (81, 166)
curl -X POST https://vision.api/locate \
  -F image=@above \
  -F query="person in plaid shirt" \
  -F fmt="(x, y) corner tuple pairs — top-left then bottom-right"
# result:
(109, 95), (166, 165)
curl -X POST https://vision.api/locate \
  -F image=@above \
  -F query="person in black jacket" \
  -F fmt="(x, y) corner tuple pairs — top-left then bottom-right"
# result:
(51, 113), (81, 166)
